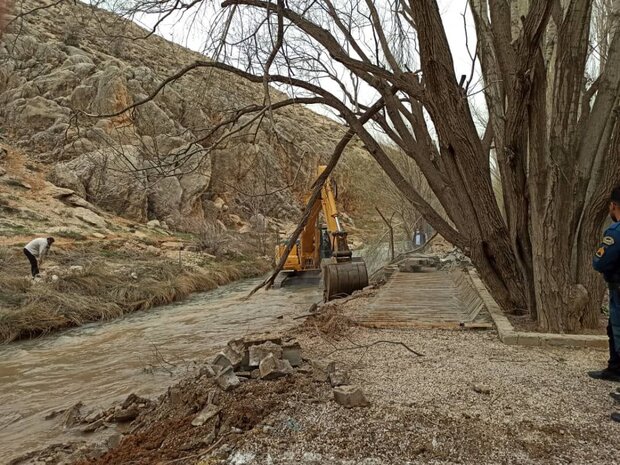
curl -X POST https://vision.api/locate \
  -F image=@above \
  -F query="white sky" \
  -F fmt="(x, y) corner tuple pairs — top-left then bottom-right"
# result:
(124, 0), (486, 135)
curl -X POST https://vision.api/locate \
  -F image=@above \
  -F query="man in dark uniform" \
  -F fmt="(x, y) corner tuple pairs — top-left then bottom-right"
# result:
(590, 186), (620, 422)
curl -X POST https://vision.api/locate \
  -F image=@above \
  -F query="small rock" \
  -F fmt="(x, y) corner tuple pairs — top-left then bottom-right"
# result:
(61, 402), (84, 429)
(228, 451), (255, 465)
(202, 430), (217, 446)
(282, 341), (303, 367)
(250, 369), (260, 379)
(107, 433), (123, 448)
(310, 360), (329, 382)
(82, 409), (104, 424)
(215, 365), (240, 391)
(302, 452), (323, 463)
(333, 385), (370, 408)
(112, 406), (139, 423)
(51, 274), (59, 282)
(259, 354), (294, 380)
(228, 213), (243, 225)
(81, 418), (105, 433)
(473, 384), (491, 395)
(92, 232), (106, 239)
(0, 167), (6, 177)
(146, 219), (161, 229)
(69, 265), (84, 273)
(191, 404), (221, 427)
(249, 341), (283, 367)
(73, 207), (107, 228)
(213, 196), (226, 210)
(121, 393), (148, 409)
(231, 427), (243, 434)
(328, 369), (350, 388)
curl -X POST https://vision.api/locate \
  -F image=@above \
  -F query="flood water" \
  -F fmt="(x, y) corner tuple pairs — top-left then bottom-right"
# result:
(0, 278), (321, 462)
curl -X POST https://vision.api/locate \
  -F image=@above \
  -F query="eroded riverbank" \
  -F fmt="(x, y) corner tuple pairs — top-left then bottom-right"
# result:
(0, 279), (320, 463)
(69, 292), (619, 465)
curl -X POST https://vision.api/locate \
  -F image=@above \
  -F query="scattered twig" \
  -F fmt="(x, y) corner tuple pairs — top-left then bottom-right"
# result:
(326, 340), (424, 357)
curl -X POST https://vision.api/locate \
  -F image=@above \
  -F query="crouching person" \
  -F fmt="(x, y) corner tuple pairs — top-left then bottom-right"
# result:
(24, 237), (54, 278)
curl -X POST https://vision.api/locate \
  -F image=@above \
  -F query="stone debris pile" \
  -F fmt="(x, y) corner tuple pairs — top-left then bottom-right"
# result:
(44, 393), (153, 434)
(204, 336), (303, 391)
(203, 336), (369, 410)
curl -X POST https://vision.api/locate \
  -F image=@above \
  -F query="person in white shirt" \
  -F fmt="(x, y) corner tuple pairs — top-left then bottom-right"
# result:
(23, 237), (54, 277)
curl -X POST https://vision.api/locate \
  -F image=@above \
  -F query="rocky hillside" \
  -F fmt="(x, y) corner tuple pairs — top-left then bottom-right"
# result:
(0, 0), (376, 235)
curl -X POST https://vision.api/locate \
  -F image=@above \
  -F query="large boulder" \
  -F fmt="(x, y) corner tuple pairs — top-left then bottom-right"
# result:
(91, 66), (132, 117)
(3, 96), (69, 135)
(49, 147), (148, 221)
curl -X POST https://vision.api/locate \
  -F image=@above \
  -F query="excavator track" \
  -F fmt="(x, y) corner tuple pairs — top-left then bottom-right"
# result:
(323, 260), (368, 301)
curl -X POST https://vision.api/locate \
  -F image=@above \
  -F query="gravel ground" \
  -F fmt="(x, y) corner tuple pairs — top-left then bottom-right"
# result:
(77, 295), (620, 465)
(223, 297), (620, 465)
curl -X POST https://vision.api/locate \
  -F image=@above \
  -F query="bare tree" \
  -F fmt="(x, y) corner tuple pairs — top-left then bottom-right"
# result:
(14, 0), (617, 332)
(198, 0), (620, 332)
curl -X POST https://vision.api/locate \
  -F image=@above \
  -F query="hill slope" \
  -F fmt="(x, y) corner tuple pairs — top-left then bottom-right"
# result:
(0, 0), (377, 234)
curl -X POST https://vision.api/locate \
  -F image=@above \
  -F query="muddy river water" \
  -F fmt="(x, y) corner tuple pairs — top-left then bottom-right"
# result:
(0, 279), (321, 462)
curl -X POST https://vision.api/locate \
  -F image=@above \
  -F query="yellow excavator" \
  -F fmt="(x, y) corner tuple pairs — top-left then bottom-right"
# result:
(274, 165), (368, 300)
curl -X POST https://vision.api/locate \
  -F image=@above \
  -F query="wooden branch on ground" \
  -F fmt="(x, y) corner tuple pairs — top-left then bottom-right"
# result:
(326, 340), (424, 357)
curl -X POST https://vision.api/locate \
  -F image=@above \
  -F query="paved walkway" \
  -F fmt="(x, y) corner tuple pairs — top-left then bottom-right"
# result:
(354, 269), (492, 329)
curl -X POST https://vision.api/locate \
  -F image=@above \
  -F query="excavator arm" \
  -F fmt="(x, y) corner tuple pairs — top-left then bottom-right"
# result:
(274, 165), (368, 300)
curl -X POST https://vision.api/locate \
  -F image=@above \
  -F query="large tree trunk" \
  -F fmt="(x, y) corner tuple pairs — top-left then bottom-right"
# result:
(211, 0), (620, 331)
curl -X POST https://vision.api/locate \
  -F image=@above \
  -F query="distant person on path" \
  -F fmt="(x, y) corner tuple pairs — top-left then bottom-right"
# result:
(23, 237), (54, 278)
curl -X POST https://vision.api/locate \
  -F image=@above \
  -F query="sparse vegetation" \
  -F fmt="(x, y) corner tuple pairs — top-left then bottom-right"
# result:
(0, 246), (270, 343)
(53, 229), (87, 240)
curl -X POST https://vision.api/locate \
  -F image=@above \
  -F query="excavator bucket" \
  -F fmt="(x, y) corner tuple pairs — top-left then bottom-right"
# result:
(323, 259), (368, 301)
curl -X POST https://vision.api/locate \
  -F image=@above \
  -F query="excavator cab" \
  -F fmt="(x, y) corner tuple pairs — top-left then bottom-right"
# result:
(274, 166), (368, 300)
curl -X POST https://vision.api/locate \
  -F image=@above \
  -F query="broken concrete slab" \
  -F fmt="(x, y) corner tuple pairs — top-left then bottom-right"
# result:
(227, 339), (250, 368)
(282, 341), (303, 367)
(215, 365), (240, 391)
(212, 345), (244, 370)
(200, 365), (218, 378)
(191, 404), (221, 427)
(259, 354), (294, 380)
(249, 341), (283, 367)
(333, 385), (370, 408)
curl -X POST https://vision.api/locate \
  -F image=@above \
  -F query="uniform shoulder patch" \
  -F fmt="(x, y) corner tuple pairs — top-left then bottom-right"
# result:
(596, 247), (606, 258)
(603, 236), (615, 246)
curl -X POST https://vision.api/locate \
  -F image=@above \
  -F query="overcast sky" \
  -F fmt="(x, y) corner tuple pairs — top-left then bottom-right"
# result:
(127, 0), (485, 135)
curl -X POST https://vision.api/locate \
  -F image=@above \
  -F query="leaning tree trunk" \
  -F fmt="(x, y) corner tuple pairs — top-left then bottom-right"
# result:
(212, 0), (620, 332)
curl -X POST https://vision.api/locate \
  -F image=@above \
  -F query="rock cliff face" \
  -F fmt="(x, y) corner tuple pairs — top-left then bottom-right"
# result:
(0, 0), (370, 231)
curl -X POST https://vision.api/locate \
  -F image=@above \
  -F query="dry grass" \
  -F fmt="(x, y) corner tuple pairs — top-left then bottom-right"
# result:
(0, 247), (270, 343)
